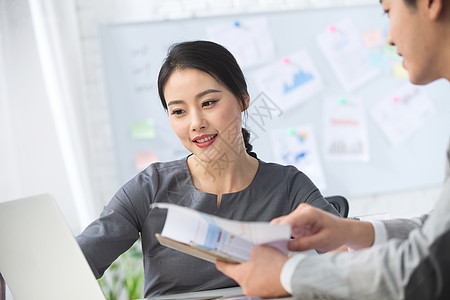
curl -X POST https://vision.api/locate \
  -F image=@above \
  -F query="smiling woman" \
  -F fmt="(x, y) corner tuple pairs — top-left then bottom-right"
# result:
(157, 41), (259, 204)
(76, 40), (340, 298)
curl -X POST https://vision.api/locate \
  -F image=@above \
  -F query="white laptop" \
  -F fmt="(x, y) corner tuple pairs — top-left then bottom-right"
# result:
(0, 194), (105, 300)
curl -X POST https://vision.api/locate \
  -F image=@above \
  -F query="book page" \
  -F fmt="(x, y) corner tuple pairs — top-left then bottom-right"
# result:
(152, 203), (290, 256)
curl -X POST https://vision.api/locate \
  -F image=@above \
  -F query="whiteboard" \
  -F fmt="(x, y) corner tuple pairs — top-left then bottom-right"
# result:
(99, 4), (450, 197)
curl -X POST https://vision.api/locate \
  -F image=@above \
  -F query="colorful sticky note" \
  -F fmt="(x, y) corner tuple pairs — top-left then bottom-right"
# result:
(339, 98), (347, 105)
(287, 128), (296, 136)
(383, 43), (398, 57)
(361, 29), (384, 48)
(368, 51), (387, 70)
(131, 119), (156, 140)
(134, 151), (158, 171)
(392, 62), (409, 79)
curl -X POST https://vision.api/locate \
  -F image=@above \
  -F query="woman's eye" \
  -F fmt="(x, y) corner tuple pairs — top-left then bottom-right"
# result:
(202, 100), (217, 107)
(171, 109), (184, 115)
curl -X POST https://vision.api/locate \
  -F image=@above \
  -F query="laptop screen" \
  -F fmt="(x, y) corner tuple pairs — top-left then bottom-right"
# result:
(0, 194), (105, 300)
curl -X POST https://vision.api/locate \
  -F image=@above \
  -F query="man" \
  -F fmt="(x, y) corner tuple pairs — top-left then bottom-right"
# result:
(216, 0), (450, 299)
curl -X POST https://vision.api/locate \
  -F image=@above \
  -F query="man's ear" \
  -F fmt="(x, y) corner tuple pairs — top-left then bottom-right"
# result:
(241, 94), (250, 112)
(428, 0), (443, 21)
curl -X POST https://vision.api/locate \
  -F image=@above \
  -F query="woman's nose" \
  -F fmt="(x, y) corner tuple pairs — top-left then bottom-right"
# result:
(190, 110), (207, 131)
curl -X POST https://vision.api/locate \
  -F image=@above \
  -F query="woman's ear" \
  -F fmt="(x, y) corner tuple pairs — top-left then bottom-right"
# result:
(241, 94), (250, 112)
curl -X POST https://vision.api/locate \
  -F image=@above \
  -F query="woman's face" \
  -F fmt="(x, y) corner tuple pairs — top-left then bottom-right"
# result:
(163, 68), (248, 163)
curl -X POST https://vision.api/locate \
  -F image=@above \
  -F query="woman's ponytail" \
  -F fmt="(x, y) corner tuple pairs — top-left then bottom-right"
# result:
(242, 128), (257, 158)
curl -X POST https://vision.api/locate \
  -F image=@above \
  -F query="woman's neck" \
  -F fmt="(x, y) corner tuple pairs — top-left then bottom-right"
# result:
(187, 152), (259, 197)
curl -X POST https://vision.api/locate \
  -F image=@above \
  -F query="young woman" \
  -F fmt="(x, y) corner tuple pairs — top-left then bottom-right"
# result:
(77, 40), (339, 297)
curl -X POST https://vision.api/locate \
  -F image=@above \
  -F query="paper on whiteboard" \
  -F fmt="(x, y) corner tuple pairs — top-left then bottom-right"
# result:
(253, 49), (324, 111)
(316, 19), (380, 91)
(206, 17), (276, 69)
(370, 83), (436, 147)
(323, 96), (370, 162)
(270, 125), (327, 191)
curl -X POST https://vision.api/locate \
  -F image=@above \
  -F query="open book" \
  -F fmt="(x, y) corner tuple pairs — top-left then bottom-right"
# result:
(152, 203), (291, 264)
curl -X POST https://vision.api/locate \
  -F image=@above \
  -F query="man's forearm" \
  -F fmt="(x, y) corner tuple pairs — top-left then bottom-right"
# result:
(343, 219), (375, 250)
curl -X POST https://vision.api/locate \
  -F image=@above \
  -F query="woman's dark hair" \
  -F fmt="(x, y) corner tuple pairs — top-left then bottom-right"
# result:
(157, 40), (256, 158)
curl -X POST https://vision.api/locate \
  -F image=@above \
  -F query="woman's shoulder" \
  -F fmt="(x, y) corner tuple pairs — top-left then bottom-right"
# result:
(115, 156), (190, 204)
(141, 156), (188, 175)
(254, 160), (310, 189)
(120, 156), (189, 190)
(258, 159), (302, 175)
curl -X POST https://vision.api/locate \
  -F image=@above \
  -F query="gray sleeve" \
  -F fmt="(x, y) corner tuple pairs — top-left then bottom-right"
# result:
(76, 167), (157, 278)
(76, 199), (140, 278)
(382, 214), (430, 240)
(288, 177), (450, 299)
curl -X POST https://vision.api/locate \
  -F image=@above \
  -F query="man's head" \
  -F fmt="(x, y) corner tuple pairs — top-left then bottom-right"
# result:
(381, 0), (450, 84)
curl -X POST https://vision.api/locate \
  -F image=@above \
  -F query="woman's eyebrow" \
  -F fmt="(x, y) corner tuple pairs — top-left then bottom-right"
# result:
(167, 89), (222, 106)
(196, 89), (222, 99)
(167, 100), (184, 106)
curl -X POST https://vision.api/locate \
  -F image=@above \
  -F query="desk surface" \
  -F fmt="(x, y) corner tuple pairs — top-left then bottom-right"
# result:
(142, 287), (294, 300)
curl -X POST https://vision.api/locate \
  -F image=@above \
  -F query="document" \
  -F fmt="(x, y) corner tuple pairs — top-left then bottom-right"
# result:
(152, 203), (290, 264)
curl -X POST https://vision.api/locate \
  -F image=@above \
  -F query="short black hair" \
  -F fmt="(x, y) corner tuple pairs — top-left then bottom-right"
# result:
(404, 0), (418, 7)
(380, 0), (418, 8)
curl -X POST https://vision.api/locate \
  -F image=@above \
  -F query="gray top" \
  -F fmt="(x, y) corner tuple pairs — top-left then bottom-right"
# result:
(289, 141), (450, 299)
(77, 156), (338, 297)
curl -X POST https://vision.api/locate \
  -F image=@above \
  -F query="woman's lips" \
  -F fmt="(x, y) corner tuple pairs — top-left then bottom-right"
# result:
(193, 134), (218, 148)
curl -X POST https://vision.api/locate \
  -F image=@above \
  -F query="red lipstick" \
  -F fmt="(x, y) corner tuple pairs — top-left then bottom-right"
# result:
(192, 134), (218, 148)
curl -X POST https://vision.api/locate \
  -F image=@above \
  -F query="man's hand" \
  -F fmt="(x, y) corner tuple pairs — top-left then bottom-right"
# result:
(272, 203), (374, 252)
(215, 246), (290, 298)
